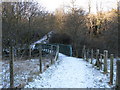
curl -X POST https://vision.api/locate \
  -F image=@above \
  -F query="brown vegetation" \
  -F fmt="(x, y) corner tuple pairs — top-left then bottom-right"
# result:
(2, 1), (119, 57)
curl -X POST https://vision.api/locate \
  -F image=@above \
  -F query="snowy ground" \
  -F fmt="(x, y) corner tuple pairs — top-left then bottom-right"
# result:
(25, 54), (116, 88)
(1, 55), (53, 88)
(1, 31), (117, 88)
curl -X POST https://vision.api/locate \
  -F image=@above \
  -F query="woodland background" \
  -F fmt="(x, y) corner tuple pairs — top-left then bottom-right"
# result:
(2, 1), (119, 57)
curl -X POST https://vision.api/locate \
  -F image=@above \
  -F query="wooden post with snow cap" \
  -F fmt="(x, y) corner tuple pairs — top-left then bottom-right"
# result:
(39, 45), (42, 73)
(109, 54), (114, 85)
(116, 60), (120, 89)
(90, 49), (93, 64)
(9, 47), (14, 88)
(103, 50), (108, 73)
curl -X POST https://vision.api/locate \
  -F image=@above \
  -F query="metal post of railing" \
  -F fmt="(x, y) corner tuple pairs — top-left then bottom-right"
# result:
(70, 45), (72, 57)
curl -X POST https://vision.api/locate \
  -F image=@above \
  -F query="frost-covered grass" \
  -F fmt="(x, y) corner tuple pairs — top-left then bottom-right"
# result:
(1, 31), (55, 88)
(25, 54), (116, 88)
(1, 56), (53, 88)
(1, 53), (117, 88)
(2, 59), (40, 88)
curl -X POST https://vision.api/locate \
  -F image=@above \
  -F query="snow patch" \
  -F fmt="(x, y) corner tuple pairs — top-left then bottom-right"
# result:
(30, 31), (54, 49)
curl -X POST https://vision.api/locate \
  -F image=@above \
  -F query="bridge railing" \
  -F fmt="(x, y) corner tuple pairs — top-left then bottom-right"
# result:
(50, 44), (72, 56)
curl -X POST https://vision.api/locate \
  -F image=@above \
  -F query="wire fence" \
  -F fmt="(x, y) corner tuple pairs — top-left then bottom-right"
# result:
(2, 44), (120, 89)
(81, 45), (120, 89)
(2, 44), (59, 88)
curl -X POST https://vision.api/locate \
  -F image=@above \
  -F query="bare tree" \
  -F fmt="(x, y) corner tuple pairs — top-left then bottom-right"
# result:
(88, 0), (91, 14)
(54, 7), (65, 32)
(63, 0), (87, 57)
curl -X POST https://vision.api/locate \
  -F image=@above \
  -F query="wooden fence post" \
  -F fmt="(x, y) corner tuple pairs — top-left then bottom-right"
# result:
(16, 46), (20, 58)
(116, 60), (120, 89)
(86, 49), (89, 62)
(95, 49), (100, 68)
(9, 47), (14, 88)
(82, 45), (86, 60)
(47, 46), (49, 53)
(51, 45), (53, 65)
(39, 45), (42, 73)
(110, 54), (114, 85)
(104, 50), (108, 73)
(96, 49), (99, 65)
(96, 49), (99, 59)
(97, 49), (100, 69)
(90, 49), (93, 64)
(100, 54), (103, 70)
(29, 46), (31, 58)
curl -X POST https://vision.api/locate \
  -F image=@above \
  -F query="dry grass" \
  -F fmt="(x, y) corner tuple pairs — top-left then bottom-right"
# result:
(2, 54), (54, 88)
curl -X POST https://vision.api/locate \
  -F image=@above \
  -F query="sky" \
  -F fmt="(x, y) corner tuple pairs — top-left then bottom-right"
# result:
(37, 0), (118, 13)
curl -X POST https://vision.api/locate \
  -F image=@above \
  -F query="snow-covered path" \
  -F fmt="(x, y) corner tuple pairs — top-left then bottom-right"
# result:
(25, 54), (110, 88)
